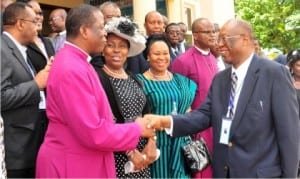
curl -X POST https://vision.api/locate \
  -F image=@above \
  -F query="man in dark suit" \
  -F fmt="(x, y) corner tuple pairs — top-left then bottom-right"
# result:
(1, 2), (50, 177)
(165, 23), (182, 62)
(145, 19), (300, 178)
(178, 22), (190, 53)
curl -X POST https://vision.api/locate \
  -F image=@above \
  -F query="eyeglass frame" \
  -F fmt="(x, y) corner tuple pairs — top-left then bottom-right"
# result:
(48, 16), (61, 23)
(217, 34), (245, 43)
(166, 30), (181, 36)
(19, 18), (38, 25)
(193, 30), (216, 35)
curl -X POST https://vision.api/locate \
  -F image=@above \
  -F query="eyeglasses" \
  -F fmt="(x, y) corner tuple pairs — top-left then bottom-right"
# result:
(48, 16), (60, 22)
(217, 34), (244, 43)
(194, 30), (216, 35)
(166, 31), (181, 36)
(19, 19), (38, 25)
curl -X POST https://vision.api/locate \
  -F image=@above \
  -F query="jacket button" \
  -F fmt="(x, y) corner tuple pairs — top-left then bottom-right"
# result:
(228, 142), (233, 147)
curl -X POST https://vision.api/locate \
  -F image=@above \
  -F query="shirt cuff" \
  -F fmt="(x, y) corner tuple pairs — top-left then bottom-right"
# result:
(164, 116), (173, 136)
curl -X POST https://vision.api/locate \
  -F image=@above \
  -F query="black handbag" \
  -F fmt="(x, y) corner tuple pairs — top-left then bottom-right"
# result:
(181, 136), (212, 174)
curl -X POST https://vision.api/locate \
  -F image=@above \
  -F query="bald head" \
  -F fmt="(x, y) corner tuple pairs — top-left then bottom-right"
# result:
(223, 19), (254, 40)
(144, 11), (164, 36)
(191, 18), (216, 50)
(49, 8), (67, 33)
(99, 1), (121, 24)
(218, 19), (255, 68)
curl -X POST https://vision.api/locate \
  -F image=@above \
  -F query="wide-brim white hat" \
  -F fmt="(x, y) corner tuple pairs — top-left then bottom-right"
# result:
(105, 17), (146, 57)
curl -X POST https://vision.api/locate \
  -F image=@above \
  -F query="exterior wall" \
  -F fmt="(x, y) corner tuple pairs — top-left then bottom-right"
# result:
(133, 0), (156, 35)
(37, 0), (85, 8)
(199, 0), (235, 26)
(35, 0), (234, 38)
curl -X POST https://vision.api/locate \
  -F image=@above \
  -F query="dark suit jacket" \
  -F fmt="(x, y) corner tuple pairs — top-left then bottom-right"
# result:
(126, 53), (149, 74)
(1, 33), (42, 170)
(172, 55), (300, 177)
(27, 35), (55, 72)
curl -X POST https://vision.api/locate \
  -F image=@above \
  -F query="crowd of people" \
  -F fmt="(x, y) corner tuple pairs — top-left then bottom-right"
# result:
(1, 0), (300, 178)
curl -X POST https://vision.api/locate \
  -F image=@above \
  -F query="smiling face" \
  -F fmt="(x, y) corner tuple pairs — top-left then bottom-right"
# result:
(217, 19), (255, 68)
(27, 1), (43, 31)
(103, 33), (129, 70)
(148, 40), (170, 73)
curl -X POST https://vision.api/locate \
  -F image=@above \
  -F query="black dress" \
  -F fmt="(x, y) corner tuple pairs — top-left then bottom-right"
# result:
(110, 77), (150, 178)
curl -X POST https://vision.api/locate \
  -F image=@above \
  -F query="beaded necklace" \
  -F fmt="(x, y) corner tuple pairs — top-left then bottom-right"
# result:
(103, 65), (127, 79)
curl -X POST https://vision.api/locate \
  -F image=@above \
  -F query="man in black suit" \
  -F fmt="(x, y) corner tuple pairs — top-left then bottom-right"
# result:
(178, 22), (190, 53)
(1, 2), (50, 178)
(145, 19), (300, 178)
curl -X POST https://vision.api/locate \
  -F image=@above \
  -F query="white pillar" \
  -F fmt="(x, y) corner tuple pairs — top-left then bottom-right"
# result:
(133, 0), (156, 35)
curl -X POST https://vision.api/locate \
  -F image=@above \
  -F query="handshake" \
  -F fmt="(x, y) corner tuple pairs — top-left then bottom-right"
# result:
(135, 114), (172, 138)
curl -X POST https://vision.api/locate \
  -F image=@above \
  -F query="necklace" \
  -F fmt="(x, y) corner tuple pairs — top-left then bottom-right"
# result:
(148, 68), (171, 81)
(103, 65), (127, 79)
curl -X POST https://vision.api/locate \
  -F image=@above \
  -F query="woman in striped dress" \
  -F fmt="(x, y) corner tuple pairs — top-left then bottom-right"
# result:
(137, 34), (197, 178)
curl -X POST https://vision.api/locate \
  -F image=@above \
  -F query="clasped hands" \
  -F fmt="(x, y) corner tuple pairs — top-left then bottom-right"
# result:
(135, 114), (171, 138)
(127, 137), (157, 171)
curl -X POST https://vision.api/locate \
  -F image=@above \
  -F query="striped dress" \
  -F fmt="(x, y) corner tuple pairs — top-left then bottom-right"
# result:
(137, 73), (197, 178)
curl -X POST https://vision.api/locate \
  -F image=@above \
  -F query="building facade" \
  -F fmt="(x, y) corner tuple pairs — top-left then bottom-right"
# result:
(36, 0), (234, 38)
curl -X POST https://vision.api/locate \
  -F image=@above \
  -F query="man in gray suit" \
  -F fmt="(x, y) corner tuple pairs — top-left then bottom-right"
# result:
(145, 19), (300, 178)
(1, 2), (50, 177)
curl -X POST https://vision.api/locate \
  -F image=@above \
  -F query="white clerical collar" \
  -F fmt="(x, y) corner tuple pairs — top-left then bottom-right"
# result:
(58, 30), (66, 36)
(194, 45), (210, 55)
(65, 41), (92, 62)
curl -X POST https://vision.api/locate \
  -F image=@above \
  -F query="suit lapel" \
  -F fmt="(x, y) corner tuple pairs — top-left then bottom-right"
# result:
(221, 68), (232, 115)
(230, 56), (260, 137)
(2, 34), (33, 77)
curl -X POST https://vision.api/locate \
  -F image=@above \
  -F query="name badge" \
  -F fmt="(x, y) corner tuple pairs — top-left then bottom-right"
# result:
(219, 116), (232, 145)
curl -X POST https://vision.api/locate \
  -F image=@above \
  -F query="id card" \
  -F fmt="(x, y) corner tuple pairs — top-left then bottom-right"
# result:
(219, 117), (232, 145)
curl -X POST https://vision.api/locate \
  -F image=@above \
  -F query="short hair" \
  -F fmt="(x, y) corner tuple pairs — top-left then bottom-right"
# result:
(66, 4), (100, 38)
(99, 1), (119, 12)
(3, 2), (30, 25)
(15, 0), (31, 3)
(144, 11), (162, 23)
(236, 19), (254, 40)
(178, 22), (185, 26)
(191, 18), (207, 33)
(225, 19), (254, 40)
(143, 34), (171, 59)
(165, 22), (179, 32)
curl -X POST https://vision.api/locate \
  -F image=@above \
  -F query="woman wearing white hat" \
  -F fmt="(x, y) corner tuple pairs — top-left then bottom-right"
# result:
(91, 17), (157, 178)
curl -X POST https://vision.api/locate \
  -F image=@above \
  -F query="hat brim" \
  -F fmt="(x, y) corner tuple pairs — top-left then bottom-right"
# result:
(110, 32), (146, 57)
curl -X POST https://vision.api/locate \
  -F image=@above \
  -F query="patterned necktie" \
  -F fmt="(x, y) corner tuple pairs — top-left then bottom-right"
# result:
(229, 72), (238, 117)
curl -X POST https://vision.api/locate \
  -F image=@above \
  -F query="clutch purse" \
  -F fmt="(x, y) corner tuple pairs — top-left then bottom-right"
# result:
(181, 136), (212, 174)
